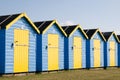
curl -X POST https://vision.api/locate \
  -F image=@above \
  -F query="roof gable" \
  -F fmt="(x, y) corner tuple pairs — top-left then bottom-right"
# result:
(0, 13), (40, 33)
(102, 32), (112, 41)
(84, 29), (106, 41)
(84, 29), (97, 39)
(34, 20), (67, 37)
(62, 25), (77, 36)
(62, 25), (88, 38)
(102, 32), (119, 42)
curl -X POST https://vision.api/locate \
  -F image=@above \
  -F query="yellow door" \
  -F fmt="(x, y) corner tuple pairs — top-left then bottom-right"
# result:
(73, 37), (82, 69)
(48, 34), (59, 70)
(94, 39), (100, 67)
(110, 41), (115, 66)
(14, 29), (29, 73)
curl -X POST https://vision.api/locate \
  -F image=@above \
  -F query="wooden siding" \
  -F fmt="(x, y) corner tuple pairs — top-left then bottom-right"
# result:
(36, 24), (65, 71)
(36, 34), (42, 71)
(64, 37), (69, 69)
(118, 43), (120, 67)
(5, 18), (37, 73)
(86, 40), (90, 68)
(64, 29), (86, 69)
(104, 42), (108, 67)
(105, 35), (118, 67)
(88, 32), (104, 68)
(0, 30), (6, 74)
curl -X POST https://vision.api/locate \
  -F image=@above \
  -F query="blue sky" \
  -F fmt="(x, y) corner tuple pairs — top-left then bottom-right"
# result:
(0, 0), (120, 34)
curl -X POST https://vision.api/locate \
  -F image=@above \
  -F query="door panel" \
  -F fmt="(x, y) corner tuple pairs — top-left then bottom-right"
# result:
(14, 29), (29, 73)
(48, 34), (59, 70)
(94, 39), (100, 67)
(73, 37), (82, 68)
(110, 41), (115, 66)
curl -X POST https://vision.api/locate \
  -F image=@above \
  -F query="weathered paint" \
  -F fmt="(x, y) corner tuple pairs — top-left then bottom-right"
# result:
(64, 29), (87, 69)
(86, 32), (104, 68)
(36, 24), (65, 71)
(0, 18), (37, 74)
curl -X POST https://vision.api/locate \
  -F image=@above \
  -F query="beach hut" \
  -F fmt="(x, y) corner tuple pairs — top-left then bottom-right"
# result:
(0, 13), (40, 74)
(102, 32), (119, 67)
(34, 20), (67, 71)
(84, 29), (106, 69)
(62, 25), (88, 69)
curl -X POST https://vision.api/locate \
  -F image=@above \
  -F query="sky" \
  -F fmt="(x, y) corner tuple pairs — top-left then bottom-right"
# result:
(0, 0), (120, 34)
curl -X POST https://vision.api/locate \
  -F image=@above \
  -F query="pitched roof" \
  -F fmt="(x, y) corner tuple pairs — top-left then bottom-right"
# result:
(102, 32), (113, 41)
(84, 29), (106, 41)
(34, 20), (53, 33)
(84, 29), (97, 39)
(102, 32), (119, 42)
(62, 25), (88, 38)
(0, 14), (20, 28)
(0, 13), (40, 33)
(62, 25), (77, 36)
(34, 20), (67, 36)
